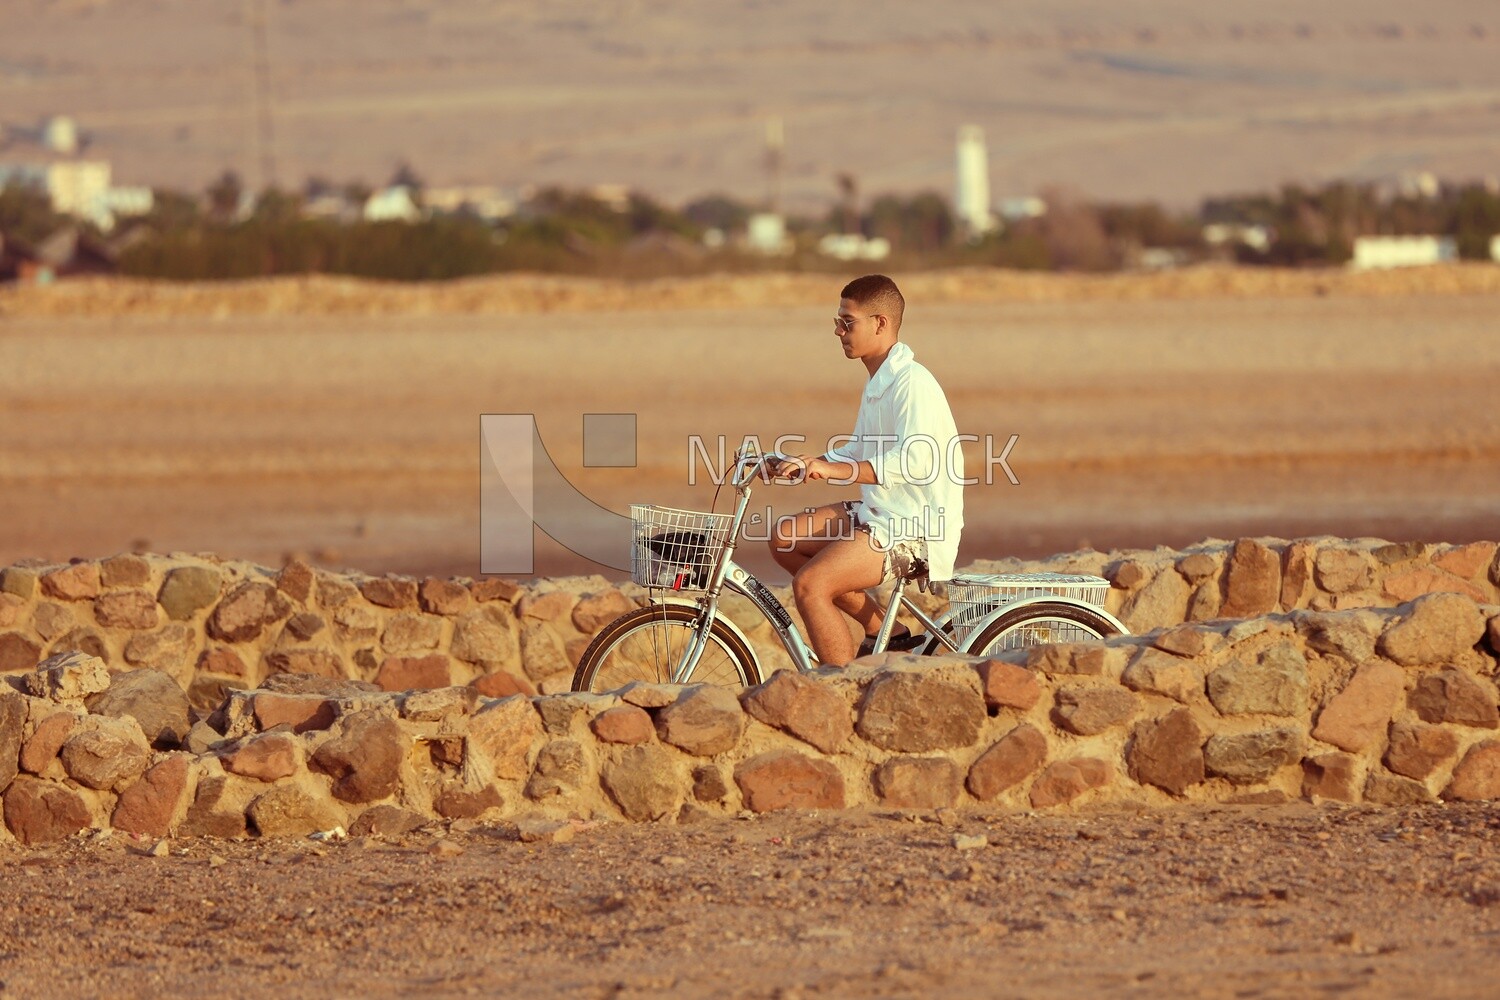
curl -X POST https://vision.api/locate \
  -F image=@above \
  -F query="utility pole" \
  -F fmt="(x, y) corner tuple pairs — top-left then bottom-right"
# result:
(246, 0), (277, 190)
(764, 116), (783, 217)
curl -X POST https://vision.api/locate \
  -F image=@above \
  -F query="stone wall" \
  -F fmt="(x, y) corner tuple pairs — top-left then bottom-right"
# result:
(1, 537), (1495, 704)
(2, 587), (1498, 846)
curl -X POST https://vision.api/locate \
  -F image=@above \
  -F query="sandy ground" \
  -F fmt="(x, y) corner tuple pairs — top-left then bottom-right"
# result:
(0, 803), (1497, 998)
(2, 282), (1498, 584)
(4, 2), (1500, 206)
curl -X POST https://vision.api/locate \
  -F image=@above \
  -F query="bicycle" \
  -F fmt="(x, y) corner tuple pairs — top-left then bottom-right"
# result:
(570, 445), (1128, 693)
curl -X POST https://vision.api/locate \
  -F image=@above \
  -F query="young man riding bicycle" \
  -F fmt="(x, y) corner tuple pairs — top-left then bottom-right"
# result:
(769, 274), (965, 667)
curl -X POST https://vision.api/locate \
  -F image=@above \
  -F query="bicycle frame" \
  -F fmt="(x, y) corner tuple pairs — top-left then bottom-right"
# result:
(661, 448), (961, 682)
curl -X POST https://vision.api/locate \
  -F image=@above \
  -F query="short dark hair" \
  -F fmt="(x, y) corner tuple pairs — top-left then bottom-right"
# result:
(840, 274), (904, 334)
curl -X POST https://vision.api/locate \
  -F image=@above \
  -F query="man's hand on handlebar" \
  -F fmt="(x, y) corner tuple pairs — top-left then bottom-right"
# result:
(765, 454), (841, 484)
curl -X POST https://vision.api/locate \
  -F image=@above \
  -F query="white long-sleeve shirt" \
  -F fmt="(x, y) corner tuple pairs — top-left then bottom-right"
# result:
(825, 341), (965, 580)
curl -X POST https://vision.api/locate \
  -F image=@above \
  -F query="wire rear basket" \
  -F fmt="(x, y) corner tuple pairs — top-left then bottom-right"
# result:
(630, 504), (733, 591)
(947, 572), (1110, 646)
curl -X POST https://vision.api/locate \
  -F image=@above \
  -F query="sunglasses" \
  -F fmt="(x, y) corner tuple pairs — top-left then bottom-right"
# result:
(834, 314), (870, 334)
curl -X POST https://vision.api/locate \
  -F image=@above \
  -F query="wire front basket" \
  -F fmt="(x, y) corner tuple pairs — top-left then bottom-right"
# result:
(630, 504), (733, 591)
(947, 572), (1110, 646)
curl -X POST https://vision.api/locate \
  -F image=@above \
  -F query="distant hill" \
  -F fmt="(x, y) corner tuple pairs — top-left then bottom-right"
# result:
(2, 0), (1498, 208)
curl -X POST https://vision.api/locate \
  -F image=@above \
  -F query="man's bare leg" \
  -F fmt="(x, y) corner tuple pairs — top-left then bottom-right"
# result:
(790, 535), (888, 666)
(768, 504), (882, 633)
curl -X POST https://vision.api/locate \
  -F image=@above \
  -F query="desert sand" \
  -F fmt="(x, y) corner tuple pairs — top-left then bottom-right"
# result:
(2, 268), (1497, 584)
(1, 804), (1498, 997)
(4, 1), (1500, 206)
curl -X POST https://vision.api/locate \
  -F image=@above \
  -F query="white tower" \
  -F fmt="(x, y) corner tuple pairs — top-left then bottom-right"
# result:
(955, 125), (996, 236)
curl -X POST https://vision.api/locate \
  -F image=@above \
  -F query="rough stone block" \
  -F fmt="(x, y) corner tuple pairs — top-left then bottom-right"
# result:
(872, 757), (960, 809)
(0, 567), (38, 600)
(18, 709), (75, 775)
(419, 577), (473, 616)
(0, 690), (26, 788)
(2, 777), (91, 845)
(381, 612), (442, 653)
(264, 647), (345, 680)
(1204, 728), (1304, 784)
(601, 744), (682, 820)
(525, 740), (588, 800)
(1219, 539), (1281, 619)
(1384, 722), (1460, 780)
(26, 650), (109, 702)
(739, 670), (852, 753)
(1177, 552), (1219, 585)
(93, 590), (160, 630)
(248, 784), (343, 838)
(401, 685), (478, 722)
(86, 668), (193, 749)
(1363, 771), (1435, 806)
(360, 576), (418, 609)
(733, 748), (844, 813)
(223, 733), (300, 782)
(1121, 648), (1204, 705)
(1408, 669), (1499, 729)
(469, 578), (519, 604)
(973, 660), (1042, 711)
(451, 606), (520, 669)
(571, 589), (634, 633)
(518, 623), (570, 682)
(1310, 661), (1405, 752)
(1279, 539), (1317, 610)
(41, 562), (100, 601)
(178, 775), (248, 839)
(1127, 708), (1206, 795)
(157, 565), (222, 620)
(1431, 542), (1496, 580)
(591, 705), (655, 745)
(1302, 752), (1360, 802)
(855, 668), (984, 752)
(1442, 741), (1500, 801)
(966, 724), (1047, 801)
(111, 754), (190, 836)
(1299, 609), (1381, 662)
(656, 685), (745, 756)
(1119, 569), (1191, 633)
(471, 671), (536, 699)
(468, 695), (541, 780)
(1378, 593), (1487, 665)
(1206, 643), (1308, 717)
(1053, 686), (1138, 735)
(0, 632), (43, 673)
(1314, 548), (1374, 594)
(208, 582), (284, 643)
(60, 715), (151, 790)
(252, 692), (338, 734)
(375, 654), (452, 691)
(434, 783), (503, 819)
(1382, 568), (1485, 605)
(276, 559), (315, 604)
(310, 710), (406, 803)
(1029, 757), (1111, 808)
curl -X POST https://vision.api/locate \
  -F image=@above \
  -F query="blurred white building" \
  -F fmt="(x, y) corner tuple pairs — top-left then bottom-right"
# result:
(1351, 235), (1457, 269)
(0, 117), (152, 230)
(955, 125), (996, 237)
(363, 185), (420, 222)
(745, 212), (792, 255)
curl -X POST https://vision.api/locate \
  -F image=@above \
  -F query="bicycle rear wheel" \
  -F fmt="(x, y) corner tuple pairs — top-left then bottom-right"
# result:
(963, 601), (1123, 656)
(571, 603), (762, 693)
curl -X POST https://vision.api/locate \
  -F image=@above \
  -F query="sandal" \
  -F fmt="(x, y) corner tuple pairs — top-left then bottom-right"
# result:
(857, 629), (925, 657)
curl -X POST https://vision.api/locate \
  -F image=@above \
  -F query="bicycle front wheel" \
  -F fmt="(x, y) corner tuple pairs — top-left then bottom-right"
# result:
(963, 601), (1123, 657)
(571, 603), (762, 693)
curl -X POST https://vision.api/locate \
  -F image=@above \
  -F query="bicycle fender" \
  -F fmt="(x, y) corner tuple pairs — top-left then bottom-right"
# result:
(655, 597), (765, 678)
(964, 595), (1130, 639)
